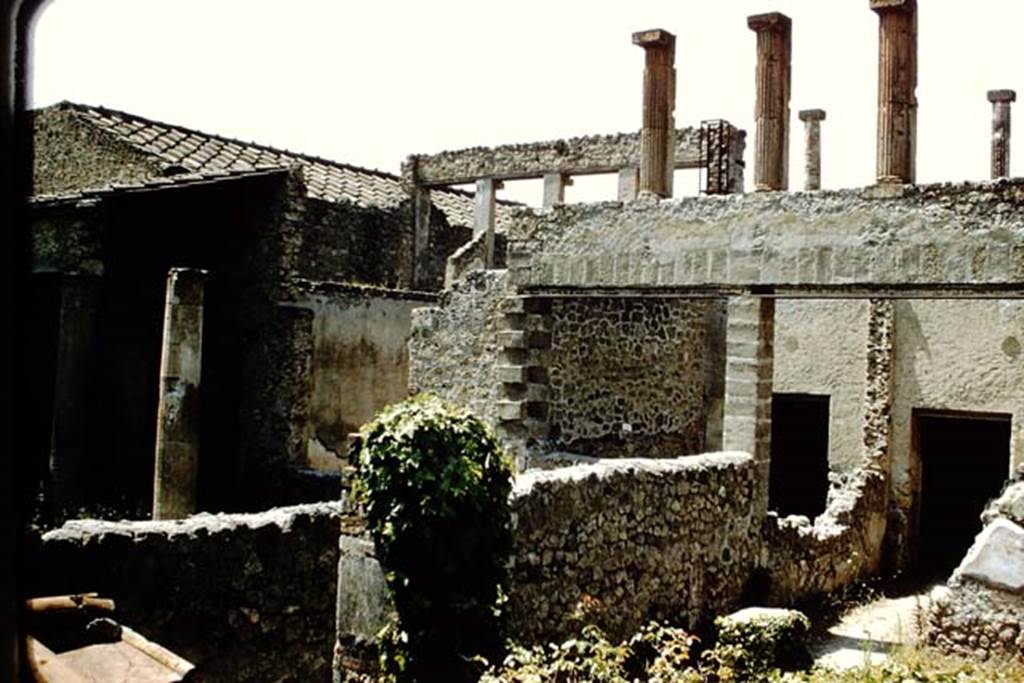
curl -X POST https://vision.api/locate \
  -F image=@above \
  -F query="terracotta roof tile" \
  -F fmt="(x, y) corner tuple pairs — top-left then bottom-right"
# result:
(56, 102), (513, 229)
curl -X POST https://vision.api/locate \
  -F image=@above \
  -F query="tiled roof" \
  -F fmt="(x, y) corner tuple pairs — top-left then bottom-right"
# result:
(52, 101), (511, 229)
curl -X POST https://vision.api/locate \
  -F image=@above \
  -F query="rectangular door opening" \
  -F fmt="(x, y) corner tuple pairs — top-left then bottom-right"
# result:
(914, 410), (1011, 582)
(769, 393), (830, 518)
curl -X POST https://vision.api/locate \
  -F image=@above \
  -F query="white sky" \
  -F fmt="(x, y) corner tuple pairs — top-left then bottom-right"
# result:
(28, 0), (1024, 205)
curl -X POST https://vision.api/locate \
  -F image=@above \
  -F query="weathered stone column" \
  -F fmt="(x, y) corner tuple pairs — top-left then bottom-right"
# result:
(542, 173), (572, 208)
(632, 29), (676, 198)
(798, 109), (826, 190)
(474, 177), (501, 268)
(412, 186), (431, 289)
(152, 268), (206, 520)
(617, 167), (639, 201)
(871, 0), (917, 184)
(722, 296), (775, 515)
(988, 89), (1016, 179)
(748, 12), (791, 191)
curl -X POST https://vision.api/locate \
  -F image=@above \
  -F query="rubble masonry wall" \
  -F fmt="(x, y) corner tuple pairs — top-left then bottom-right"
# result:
(29, 502), (342, 682)
(547, 297), (720, 458)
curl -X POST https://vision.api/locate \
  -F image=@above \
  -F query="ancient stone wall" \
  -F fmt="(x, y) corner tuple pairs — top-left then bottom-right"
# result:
(546, 297), (719, 458)
(506, 181), (1024, 291)
(31, 106), (161, 196)
(27, 503), (343, 682)
(281, 193), (477, 293)
(408, 270), (510, 428)
(508, 453), (761, 643)
(763, 468), (889, 604)
(927, 480), (1024, 660)
(404, 128), (706, 186)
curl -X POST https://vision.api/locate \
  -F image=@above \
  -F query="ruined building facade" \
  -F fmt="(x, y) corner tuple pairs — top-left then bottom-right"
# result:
(24, 3), (1024, 679)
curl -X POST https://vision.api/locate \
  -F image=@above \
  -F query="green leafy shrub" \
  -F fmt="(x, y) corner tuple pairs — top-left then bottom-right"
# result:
(703, 608), (811, 682)
(482, 621), (700, 683)
(355, 394), (515, 682)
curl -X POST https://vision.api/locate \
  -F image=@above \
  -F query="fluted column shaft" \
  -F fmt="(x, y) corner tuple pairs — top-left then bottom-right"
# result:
(633, 29), (676, 198)
(872, 0), (917, 184)
(748, 13), (792, 191)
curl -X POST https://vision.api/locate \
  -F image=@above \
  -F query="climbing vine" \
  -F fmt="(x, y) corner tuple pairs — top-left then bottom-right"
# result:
(355, 394), (514, 681)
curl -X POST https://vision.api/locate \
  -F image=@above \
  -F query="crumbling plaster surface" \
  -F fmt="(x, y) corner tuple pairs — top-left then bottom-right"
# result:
(547, 297), (717, 458)
(505, 181), (1024, 290)
(774, 299), (869, 473)
(289, 281), (436, 470)
(891, 300), (1024, 515)
(29, 502), (343, 682)
(408, 269), (510, 428)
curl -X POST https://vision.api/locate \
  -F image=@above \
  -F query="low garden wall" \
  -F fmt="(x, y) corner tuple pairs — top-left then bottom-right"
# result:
(27, 502), (342, 682)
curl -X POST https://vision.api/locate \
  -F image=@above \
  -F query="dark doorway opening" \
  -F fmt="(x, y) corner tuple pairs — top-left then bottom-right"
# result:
(770, 393), (830, 518)
(915, 410), (1011, 581)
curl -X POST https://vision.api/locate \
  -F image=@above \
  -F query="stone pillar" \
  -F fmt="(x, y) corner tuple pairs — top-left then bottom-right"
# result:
(617, 167), (639, 201)
(798, 109), (826, 190)
(473, 177), (501, 269)
(632, 29), (676, 198)
(542, 173), (572, 208)
(871, 0), (917, 184)
(988, 89), (1016, 179)
(748, 12), (791, 192)
(722, 296), (775, 515)
(47, 274), (101, 515)
(412, 187), (431, 289)
(152, 268), (206, 520)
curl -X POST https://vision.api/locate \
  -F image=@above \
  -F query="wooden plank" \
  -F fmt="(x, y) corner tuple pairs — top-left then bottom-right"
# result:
(121, 626), (195, 677)
(25, 594), (115, 614)
(25, 636), (89, 683)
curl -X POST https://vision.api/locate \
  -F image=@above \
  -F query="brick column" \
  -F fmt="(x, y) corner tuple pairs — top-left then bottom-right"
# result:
(474, 178), (501, 269)
(988, 89), (1016, 179)
(152, 268), (206, 520)
(722, 296), (775, 515)
(632, 29), (676, 198)
(798, 109), (826, 190)
(748, 13), (791, 191)
(871, 0), (917, 184)
(542, 173), (572, 208)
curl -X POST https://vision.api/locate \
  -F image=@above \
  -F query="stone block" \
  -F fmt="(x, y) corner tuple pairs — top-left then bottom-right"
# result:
(496, 365), (528, 384)
(958, 518), (1024, 594)
(498, 330), (527, 349)
(497, 400), (525, 422)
